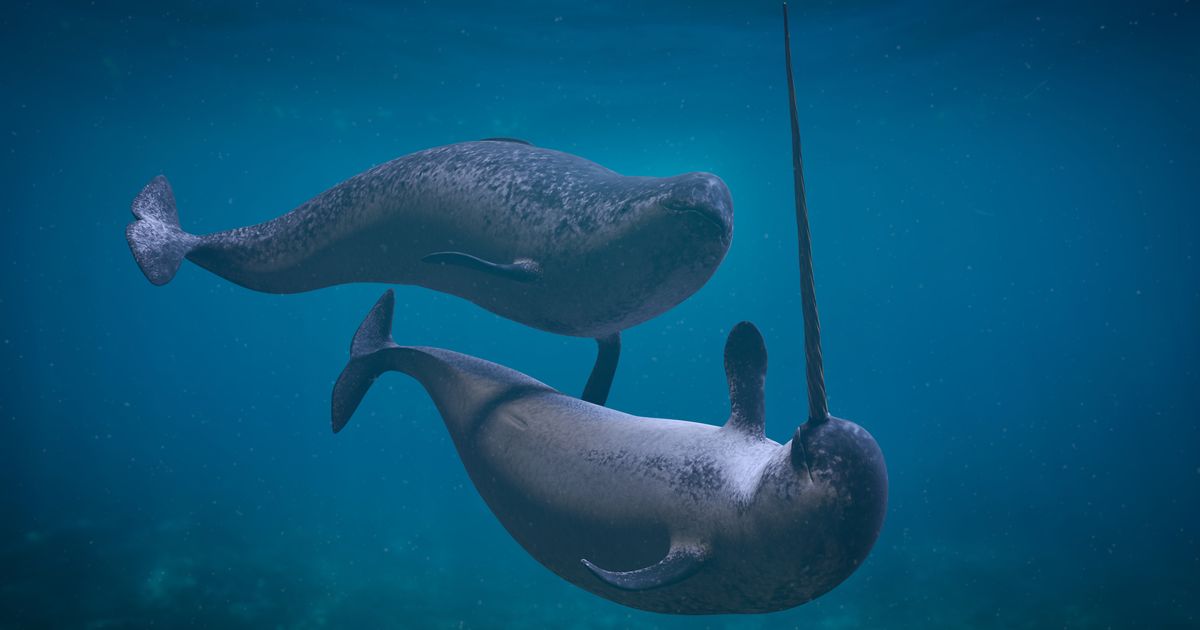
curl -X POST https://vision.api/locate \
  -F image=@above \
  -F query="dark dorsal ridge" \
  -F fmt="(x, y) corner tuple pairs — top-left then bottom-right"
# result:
(783, 3), (830, 426)
(724, 321), (767, 437)
(480, 137), (533, 145)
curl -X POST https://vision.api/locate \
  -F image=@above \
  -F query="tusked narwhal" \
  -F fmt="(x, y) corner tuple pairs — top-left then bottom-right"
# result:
(127, 138), (732, 406)
(328, 5), (887, 614)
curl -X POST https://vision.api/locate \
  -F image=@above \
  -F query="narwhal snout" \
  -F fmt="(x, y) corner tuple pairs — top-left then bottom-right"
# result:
(793, 416), (888, 543)
(662, 173), (734, 242)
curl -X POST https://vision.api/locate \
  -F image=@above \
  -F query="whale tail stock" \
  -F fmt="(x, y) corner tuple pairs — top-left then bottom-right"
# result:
(126, 175), (202, 285)
(331, 289), (551, 434)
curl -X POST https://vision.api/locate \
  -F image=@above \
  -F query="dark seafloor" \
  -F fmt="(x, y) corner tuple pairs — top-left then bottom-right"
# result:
(2, 1), (1198, 628)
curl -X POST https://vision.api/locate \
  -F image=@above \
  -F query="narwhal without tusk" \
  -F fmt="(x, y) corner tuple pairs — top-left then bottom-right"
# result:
(126, 139), (733, 406)
(328, 5), (887, 614)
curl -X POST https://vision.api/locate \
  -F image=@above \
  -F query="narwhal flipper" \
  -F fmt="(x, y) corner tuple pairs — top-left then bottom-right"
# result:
(580, 541), (709, 591)
(581, 333), (620, 406)
(421, 251), (542, 282)
(126, 175), (202, 285)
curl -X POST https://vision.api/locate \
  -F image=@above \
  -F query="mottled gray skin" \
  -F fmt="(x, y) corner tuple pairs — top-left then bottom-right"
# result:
(334, 291), (887, 614)
(128, 140), (733, 339)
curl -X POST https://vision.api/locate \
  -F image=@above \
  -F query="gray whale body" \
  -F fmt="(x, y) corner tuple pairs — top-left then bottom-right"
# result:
(332, 290), (888, 614)
(126, 139), (733, 340)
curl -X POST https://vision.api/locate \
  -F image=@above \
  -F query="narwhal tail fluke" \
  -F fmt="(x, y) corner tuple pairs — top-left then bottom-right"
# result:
(332, 289), (401, 433)
(126, 175), (202, 285)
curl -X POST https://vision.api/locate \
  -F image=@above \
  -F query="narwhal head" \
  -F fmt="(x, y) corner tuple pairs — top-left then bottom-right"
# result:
(656, 172), (734, 247)
(788, 414), (888, 554)
(575, 172), (733, 336)
(612, 171), (733, 245)
(721, 321), (887, 609)
(733, 415), (886, 609)
(620, 171), (733, 275)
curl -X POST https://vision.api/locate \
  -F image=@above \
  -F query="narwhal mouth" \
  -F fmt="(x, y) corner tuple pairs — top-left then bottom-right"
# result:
(665, 200), (727, 230)
(659, 173), (734, 242)
(663, 201), (734, 247)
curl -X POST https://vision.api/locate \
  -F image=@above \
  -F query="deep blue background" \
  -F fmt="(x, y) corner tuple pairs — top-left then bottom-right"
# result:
(2, 1), (1198, 627)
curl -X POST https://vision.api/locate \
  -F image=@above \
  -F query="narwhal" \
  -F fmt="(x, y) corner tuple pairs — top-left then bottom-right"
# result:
(127, 139), (733, 405)
(329, 5), (887, 614)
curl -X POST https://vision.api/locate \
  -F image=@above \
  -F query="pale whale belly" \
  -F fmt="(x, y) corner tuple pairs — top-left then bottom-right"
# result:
(448, 392), (783, 613)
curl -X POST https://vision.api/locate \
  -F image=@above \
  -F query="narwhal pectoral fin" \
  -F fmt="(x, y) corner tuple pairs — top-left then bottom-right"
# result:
(421, 251), (542, 283)
(332, 290), (400, 433)
(580, 541), (710, 591)
(581, 333), (620, 406)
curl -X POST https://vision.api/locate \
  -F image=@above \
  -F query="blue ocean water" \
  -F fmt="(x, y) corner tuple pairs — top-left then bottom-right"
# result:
(3, 0), (1198, 627)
